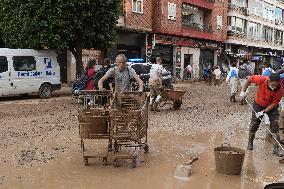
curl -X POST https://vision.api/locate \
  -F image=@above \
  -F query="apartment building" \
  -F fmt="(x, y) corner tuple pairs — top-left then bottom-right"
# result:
(225, 0), (284, 71)
(107, 0), (153, 62)
(151, 0), (228, 78)
(106, 0), (228, 79)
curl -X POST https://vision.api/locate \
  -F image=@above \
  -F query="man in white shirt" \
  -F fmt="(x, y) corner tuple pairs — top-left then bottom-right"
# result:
(212, 66), (221, 85)
(226, 63), (239, 102)
(149, 57), (163, 111)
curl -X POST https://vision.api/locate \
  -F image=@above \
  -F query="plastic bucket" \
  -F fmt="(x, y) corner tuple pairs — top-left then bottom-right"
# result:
(264, 183), (284, 189)
(214, 144), (245, 175)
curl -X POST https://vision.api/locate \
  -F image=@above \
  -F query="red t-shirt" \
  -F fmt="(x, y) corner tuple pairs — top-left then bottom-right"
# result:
(249, 75), (284, 107)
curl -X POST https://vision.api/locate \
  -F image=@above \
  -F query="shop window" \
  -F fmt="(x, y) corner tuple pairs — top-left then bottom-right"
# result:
(132, 0), (143, 14)
(13, 56), (36, 71)
(0, 56), (8, 73)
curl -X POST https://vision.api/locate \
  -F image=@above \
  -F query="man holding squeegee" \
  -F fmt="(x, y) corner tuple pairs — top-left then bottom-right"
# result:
(240, 73), (283, 157)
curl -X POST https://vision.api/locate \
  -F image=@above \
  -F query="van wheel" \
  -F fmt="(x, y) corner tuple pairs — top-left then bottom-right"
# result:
(39, 84), (52, 98)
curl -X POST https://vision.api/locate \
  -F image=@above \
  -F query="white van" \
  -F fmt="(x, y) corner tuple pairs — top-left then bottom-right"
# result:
(0, 49), (61, 98)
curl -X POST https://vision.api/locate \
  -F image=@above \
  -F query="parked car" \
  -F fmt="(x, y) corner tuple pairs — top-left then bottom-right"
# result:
(129, 63), (173, 91)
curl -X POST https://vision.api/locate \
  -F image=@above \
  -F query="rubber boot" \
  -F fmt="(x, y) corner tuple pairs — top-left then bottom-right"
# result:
(247, 132), (255, 150)
(233, 94), (237, 102)
(230, 95), (234, 102)
(273, 133), (283, 157)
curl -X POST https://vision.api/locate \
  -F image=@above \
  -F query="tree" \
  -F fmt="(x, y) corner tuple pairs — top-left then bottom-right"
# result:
(0, 0), (122, 75)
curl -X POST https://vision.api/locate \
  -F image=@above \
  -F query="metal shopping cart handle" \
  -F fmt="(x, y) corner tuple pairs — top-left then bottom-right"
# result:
(121, 91), (144, 95)
(78, 90), (113, 95)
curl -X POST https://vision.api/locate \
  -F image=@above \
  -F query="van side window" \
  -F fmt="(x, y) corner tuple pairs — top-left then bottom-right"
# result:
(0, 56), (8, 73)
(13, 56), (36, 71)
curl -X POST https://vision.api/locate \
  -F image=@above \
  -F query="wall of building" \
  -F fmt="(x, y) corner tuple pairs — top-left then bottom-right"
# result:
(123, 0), (153, 31)
(153, 0), (183, 36)
(212, 0), (228, 41)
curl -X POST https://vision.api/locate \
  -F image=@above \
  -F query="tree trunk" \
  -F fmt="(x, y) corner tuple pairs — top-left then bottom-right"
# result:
(70, 42), (83, 78)
(75, 44), (83, 76)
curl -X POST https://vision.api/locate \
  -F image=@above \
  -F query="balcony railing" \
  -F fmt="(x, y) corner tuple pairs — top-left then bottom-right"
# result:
(206, 0), (215, 2)
(183, 21), (212, 32)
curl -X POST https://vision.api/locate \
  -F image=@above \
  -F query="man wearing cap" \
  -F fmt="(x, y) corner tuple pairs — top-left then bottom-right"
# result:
(240, 73), (284, 157)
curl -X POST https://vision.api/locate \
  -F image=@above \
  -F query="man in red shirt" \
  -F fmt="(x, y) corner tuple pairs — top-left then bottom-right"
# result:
(240, 73), (284, 157)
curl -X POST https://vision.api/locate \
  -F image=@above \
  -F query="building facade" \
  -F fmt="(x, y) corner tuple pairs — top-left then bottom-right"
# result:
(225, 0), (284, 72)
(106, 0), (228, 79)
(151, 0), (228, 79)
(107, 0), (153, 62)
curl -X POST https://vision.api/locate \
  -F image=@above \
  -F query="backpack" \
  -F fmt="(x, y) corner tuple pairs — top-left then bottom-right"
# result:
(93, 67), (109, 89)
(230, 69), (238, 78)
(238, 68), (248, 78)
(72, 70), (88, 95)
(263, 68), (272, 76)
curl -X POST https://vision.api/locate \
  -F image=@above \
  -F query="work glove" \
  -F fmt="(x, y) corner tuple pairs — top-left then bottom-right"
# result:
(255, 111), (264, 119)
(240, 91), (246, 99)
(263, 113), (270, 125)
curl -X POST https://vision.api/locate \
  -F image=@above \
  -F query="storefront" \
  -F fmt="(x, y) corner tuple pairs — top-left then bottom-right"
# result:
(153, 34), (221, 79)
(107, 30), (146, 62)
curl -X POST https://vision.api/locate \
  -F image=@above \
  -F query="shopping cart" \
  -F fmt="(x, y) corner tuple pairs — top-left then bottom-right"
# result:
(77, 90), (113, 166)
(110, 91), (149, 167)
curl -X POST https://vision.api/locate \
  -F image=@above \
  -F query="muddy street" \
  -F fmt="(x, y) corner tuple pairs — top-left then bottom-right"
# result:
(0, 82), (283, 189)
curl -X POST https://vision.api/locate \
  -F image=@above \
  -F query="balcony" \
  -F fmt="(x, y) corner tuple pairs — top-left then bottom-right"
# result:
(182, 0), (214, 9)
(183, 21), (212, 32)
(228, 3), (248, 15)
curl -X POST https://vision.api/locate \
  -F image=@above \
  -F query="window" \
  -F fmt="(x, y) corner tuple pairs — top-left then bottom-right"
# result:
(13, 56), (36, 71)
(228, 16), (246, 33)
(248, 22), (261, 39)
(217, 15), (223, 30)
(168, 2), (176, 20)
(132, 0), (143, 14)
(248, 0), (262, 17)
(229, 0), (246, 7)
(275, 7), (283, 22)
(263, 5), (274, 20)
(262, 26), (273, 43)
(0, 56), (8, 73)
(274, 30), (283, 45)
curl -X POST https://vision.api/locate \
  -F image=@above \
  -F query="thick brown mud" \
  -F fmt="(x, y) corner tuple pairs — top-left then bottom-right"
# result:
(0, 82), (283, 189)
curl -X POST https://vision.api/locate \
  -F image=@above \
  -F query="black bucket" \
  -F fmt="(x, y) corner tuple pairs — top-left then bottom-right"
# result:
(264, 183), (284, 189)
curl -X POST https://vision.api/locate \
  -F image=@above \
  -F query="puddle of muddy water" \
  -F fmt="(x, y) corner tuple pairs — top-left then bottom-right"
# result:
(1, 133), (283, 189)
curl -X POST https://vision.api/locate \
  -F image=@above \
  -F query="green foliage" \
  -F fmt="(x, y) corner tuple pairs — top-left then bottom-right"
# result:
(0, 0), (122, 50)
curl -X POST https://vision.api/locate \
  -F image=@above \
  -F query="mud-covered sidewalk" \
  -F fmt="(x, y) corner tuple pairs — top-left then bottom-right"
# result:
(0, 82), (283, 189)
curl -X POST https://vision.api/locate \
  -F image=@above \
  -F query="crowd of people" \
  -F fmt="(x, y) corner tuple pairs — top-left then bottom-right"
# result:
(74, 54), (284, 157)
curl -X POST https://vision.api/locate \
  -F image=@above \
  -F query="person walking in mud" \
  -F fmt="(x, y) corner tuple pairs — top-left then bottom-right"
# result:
(98, 54), (143, 93)
(238, 62), (250, 105)
(149, 57), (163, 111)
(226, 63), (239, 102)
(240, 73), (283, 157)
